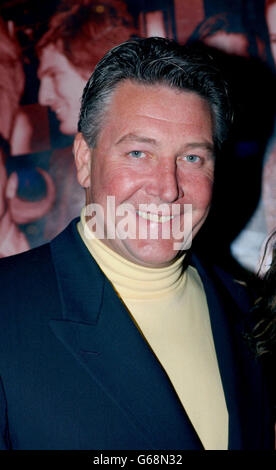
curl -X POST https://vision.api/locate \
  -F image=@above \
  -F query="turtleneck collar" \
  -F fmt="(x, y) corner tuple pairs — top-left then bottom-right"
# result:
(77, 208), (187, 300)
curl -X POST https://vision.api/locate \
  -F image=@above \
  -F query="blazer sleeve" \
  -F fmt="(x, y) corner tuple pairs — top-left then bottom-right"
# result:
(0, 376), (11, 449)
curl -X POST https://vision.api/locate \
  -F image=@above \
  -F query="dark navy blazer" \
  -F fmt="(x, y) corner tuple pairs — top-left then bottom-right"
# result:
(0, 220), (273, 449)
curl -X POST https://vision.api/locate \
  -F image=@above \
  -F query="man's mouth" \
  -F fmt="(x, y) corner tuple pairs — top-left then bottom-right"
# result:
(137, 210), (174, 223)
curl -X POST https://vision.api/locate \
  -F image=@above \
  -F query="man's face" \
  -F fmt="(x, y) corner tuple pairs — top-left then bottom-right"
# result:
(38, 44), (88, 135)
(76, 81), (215, 268)
(204, 32), (249, 57)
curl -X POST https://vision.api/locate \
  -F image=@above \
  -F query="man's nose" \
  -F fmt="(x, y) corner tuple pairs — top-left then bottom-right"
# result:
(38, 77), (53, 107)
(146, 162), (183, 203)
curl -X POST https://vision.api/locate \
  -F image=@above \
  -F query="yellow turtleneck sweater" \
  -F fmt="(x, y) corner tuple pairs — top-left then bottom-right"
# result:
(77, 209), (228, 450)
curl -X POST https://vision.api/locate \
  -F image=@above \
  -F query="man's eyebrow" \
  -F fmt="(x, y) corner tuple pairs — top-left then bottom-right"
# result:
(115, 134), (214, 154)
(185, 142), (214, 153)
(115, 133), (158, 146)
(37, 66), (55, 79)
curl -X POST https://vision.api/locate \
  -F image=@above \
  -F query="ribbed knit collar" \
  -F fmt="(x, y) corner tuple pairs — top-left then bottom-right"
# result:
(77, 208), (187, 299)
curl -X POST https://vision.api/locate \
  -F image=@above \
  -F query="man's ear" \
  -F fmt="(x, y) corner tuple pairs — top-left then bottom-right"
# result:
(73, 132), (92, 188)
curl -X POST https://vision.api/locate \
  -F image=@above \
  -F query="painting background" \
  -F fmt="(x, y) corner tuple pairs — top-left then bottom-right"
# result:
(0, 0), (275, 278)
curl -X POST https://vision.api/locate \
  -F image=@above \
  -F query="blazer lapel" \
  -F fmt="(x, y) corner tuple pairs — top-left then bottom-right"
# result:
(49, 220), (203, 450)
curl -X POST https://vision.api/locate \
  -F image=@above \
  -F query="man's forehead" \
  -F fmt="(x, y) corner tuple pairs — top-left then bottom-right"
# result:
(38, 42), (92, 81)
(110, 79), (206, 105)
(38, 43), (66, 75)
(95, 80), (214, 153)
(116, 132), (214, 150)
(106, 80), (213, 127)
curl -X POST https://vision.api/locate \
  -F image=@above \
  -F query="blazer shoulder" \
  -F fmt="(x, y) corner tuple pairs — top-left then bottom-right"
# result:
(212, 264), (251, 307)
(0, 242), (60, 324)
(191, 253), (252, 316)
(0, 242), (53, 286)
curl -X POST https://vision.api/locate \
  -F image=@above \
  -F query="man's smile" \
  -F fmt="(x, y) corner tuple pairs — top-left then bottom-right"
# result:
(136, 210), (175, 223)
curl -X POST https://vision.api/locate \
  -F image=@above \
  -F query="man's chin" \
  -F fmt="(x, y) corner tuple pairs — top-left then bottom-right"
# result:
(121, 239), (184, 268)
(59, 121), (76, 136)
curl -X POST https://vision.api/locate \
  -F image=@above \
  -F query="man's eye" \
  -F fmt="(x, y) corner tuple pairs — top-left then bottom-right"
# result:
(129, 151), (146, 158)
(184, 155), (200, 163)
(49, 71), (62, 79)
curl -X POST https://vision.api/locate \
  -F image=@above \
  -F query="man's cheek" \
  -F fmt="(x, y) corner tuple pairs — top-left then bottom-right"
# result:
(190, 177), (213, 207)
(104, 174), (136, 198)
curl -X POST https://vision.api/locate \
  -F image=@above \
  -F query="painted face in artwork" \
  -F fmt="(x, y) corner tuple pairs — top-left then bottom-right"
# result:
(266, 2), (276, 67)
(38, 44), (89, 135)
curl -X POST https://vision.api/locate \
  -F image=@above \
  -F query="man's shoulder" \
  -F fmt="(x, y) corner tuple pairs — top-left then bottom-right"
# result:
(190, 252), (252, 316)
(0, 218), (98, 325)
(0, 222), (80, 326)
(0, 240), (51, 267)
(0, 241), (53, 288)
(0, 242), (58, 322)
(0, 218), (81, 282)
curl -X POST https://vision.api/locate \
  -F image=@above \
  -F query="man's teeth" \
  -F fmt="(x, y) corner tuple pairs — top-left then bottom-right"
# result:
(137, 210), (174, 223)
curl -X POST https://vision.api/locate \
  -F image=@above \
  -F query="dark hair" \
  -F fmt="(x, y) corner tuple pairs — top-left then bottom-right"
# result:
(188, 13), (247, 43)
(37, 1), (137, 79)
(187, 12), (267, 60)
(78, 36), (233, 152)
(246, 229), (276, 418)
(0, 18), (25, 141)
(250, 230), (276, 357)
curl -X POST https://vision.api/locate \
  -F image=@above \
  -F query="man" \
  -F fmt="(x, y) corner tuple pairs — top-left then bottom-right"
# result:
(37, 0), (137, 136)
(0, 37), (273, 450)
(188, 12), (251, 57)
(36, 1), (137, 239)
